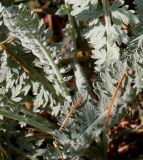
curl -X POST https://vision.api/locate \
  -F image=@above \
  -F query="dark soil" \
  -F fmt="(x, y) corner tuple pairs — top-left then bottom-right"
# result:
(108, 113), (143, 160)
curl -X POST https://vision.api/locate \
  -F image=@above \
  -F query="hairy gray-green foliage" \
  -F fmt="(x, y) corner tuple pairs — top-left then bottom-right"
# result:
(1, 0), (143, 159)
(2, 4), (70, 99)
(0, 4), (73, 115)
(0, 40), (63, 113)
(53, 1), (143, 158)
(125, 26), (143, 91)
(67, 0), (139, 71)
(55, 61), (133, 159)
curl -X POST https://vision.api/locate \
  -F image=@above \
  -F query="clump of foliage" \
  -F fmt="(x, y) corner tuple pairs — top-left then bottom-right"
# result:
(0, 0), (143, 159)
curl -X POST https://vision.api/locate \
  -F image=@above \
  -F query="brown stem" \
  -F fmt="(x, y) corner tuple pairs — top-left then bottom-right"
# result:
(105, 67), (129, 124)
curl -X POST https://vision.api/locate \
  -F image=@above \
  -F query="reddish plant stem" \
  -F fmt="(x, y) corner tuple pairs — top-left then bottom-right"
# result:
(105, 67), (129, 125)
(59, 96), (84, 130)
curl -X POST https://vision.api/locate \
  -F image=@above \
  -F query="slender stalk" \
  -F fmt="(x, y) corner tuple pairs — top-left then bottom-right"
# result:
(59, 96), (84, 130)
(34, 38), (70, 97)
(101, 0), (112, 37)
(105, 67), (129, 124)
(68, 13), (92, 94)
(67, 14), (78, 61)
(101, 0), (112, 52)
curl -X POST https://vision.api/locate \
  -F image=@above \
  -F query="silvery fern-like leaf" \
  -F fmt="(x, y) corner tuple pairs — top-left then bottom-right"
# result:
(111, 0), (139, 26)
(92, 49), (106, 69)
(92, 43), (120, 71)
(2, 5), (51, 65)
(85, 23), (120, 71)
(0, 52), (31, 102)
(68, 0), (101, 24)
(0, 40), (62, 112)
(99, 68), (116, 96)
(84, 24), (106, 49)
(123, 22), (143, 81)
(67, 0), (90, 8)
(109, 25), (129, 45)
(124, 25), (143, 58)
(131, 50), (143, 90)
(0, 4), (9, 41)
(74, 63), (91, 93)
(33, 85), (49, 112)
(2, 4), (69, 98)
(94, 61), (130, 113)
(67, 0), (138, 71)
